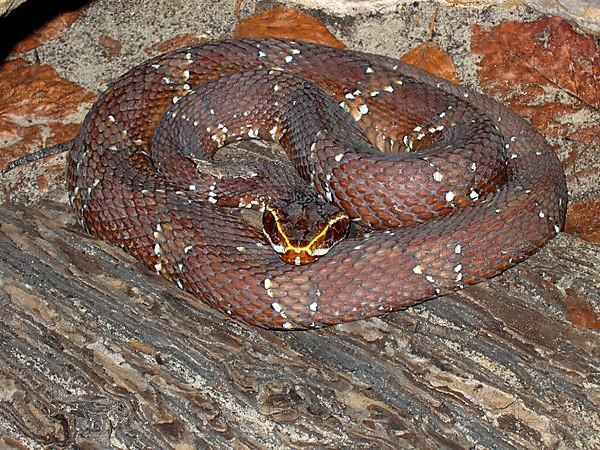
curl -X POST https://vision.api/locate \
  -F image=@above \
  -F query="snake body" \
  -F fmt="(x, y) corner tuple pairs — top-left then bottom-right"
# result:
(67, 38), (567, 329)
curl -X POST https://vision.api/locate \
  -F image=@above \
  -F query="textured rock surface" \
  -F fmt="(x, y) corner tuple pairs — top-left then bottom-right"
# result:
(0, 0), (26, 16)
(284, 0), (600, 34)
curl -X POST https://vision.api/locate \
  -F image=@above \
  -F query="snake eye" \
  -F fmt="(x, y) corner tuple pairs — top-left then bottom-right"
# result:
(324, 215), (350, 246)
(262, 207), (286, 254)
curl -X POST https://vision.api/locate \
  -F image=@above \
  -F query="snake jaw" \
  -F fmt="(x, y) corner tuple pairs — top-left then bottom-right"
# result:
(262, 203), (349, 265)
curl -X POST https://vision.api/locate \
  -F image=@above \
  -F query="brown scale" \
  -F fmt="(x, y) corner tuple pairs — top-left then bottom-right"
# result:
(67, 38), (567, 330)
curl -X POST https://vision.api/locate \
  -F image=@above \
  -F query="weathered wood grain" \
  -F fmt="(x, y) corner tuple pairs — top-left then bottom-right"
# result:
(0, 200), (598, 449)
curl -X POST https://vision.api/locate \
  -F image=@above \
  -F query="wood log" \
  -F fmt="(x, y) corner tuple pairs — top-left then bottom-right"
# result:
(0, 199), (598, 449)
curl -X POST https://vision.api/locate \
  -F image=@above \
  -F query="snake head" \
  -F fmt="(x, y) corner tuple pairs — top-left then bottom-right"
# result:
(262, 199), (349, 265)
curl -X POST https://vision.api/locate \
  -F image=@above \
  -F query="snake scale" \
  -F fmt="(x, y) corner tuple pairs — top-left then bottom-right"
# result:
(67, 38), (567, 330)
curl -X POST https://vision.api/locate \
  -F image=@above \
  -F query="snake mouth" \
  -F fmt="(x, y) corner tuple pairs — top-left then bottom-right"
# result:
(262, 205), (350, 265)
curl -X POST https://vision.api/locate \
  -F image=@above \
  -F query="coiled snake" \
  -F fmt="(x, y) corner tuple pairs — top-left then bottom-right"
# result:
(67, 38), (567, 330)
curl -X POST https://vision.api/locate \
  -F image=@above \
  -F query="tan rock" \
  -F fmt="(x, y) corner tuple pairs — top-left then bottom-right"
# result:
(0, 0), (27, 16)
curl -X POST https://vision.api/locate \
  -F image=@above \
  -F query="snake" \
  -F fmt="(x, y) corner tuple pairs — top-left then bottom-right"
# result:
(67, 38), (567, 330)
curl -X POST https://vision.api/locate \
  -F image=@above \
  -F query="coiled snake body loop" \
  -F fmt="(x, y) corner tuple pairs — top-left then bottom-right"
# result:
(67, 39), (567, 330)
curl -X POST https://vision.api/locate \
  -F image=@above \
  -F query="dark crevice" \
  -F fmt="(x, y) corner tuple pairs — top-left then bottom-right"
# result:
(0, 0), (93, 61)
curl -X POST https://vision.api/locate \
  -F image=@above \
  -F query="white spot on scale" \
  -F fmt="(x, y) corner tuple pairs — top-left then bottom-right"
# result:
(258, 50), (266, 58)
(154, 263), (162, 272)
(425, 275), (435, 283)
(445, 191), (455, 202)
(358, 104), (369, 115)
(334, 153), (344, 162)
(151, 64), (160, 69)
(433, 171), (443, 182)
(282, 322), (293, 329)
(269, 125), (281, 141)
(188, 185), (196, 190)
(383, 85), (394, 93)
(172, 96), (180, 104)
(272, 302), (282, 312)
(456, 273), (463, 282)
(107, 115), (116, 123)
(153, 243), (162, 256)
(294, 256), (301, 265)
(412, 265), (424, 274)
(454, 264), (462, 272)
(365, 67), (374, 73)
(469, 190), (479, 200)
(309, 302), (318, 312)
(539, 211), (545, 218)
(455, 244), (462, 254)
(176, 280), (184, 290)
(184, 245), (193, 253)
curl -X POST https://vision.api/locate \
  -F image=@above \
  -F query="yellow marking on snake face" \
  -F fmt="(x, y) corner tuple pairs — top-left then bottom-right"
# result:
(265, 205), (348, 258)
